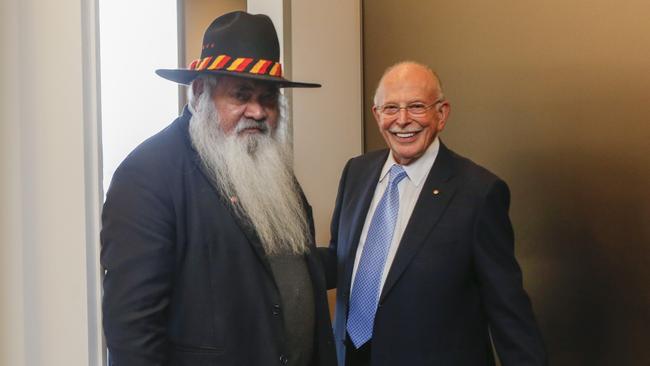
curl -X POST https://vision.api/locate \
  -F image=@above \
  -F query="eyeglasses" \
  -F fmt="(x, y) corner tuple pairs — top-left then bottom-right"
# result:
(376, 98), (445, 116)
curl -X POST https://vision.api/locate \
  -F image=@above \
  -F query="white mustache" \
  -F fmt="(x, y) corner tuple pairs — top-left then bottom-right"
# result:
(235, 118), (269, 134)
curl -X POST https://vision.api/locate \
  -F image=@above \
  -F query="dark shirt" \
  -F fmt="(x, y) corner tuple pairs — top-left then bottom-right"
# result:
(268, 251), (315, 366)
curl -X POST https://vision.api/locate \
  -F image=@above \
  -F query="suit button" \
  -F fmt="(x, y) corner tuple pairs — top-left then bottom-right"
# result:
(273, 303), (281, 315)
(279, 354), (288, 364)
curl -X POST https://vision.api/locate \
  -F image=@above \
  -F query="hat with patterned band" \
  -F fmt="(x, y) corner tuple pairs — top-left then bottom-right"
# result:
(156, 11), (320, 88)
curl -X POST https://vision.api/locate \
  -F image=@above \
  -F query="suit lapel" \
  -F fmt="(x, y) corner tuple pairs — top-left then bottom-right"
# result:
(341, 151), (389, 294)
(379, 143), (458, 303)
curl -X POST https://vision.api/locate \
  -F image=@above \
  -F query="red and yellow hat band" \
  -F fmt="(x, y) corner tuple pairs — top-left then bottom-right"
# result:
(188, 55), (282, 77)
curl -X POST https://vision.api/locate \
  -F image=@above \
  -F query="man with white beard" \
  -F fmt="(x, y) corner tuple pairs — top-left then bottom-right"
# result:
(101, 11), (336, 366)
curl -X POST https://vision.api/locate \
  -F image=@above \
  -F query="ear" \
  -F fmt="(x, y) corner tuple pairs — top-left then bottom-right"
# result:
(436, 101), (451, 132)
(192, 78), (205, 97)
(372, 105), (382, 125)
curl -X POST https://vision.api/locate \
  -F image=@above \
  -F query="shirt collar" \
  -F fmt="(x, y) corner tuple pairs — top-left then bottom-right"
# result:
(378, 137), (440, 187)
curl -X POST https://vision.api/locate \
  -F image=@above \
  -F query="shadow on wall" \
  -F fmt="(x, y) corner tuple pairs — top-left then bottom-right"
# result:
(515, 150), (649, 365)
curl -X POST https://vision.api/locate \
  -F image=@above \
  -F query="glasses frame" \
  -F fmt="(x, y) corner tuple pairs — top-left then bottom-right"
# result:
(375, 97), (446, 116)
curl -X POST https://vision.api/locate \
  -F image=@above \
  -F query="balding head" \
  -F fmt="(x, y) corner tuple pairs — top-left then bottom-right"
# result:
(374, 61), (444, 106)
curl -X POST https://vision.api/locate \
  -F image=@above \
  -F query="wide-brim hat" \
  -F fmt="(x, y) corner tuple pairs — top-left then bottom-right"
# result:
(156, 11), (320, 88)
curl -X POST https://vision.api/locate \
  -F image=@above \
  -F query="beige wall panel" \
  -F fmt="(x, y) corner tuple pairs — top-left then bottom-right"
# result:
(364, 0), (650, 364)
(291, 0), (364, 245)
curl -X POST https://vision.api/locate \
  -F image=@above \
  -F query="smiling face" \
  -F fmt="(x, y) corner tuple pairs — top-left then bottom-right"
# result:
(211, 76), (280, 136)
(372, 63), (450, 165)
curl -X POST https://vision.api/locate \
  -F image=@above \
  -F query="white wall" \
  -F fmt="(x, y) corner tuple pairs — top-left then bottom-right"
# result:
(248, 0), (364, 244)
(0, 0), (103, 365)
(99, 0), (179, 195)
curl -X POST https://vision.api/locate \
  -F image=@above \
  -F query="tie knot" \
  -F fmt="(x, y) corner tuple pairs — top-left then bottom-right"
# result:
(389, 164), (407, 187)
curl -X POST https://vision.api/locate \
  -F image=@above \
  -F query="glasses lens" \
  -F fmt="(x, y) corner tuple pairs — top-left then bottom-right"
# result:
(407, 103), (428, 115)
(381, 105), (400, 115)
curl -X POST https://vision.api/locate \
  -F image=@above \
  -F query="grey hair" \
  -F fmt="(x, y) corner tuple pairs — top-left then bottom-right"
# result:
(187, 74), (220, 113)
(373, 61), (445, 106)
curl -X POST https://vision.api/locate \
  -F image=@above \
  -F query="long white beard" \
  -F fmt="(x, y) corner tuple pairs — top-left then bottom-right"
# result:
(188, 92), (310, 255)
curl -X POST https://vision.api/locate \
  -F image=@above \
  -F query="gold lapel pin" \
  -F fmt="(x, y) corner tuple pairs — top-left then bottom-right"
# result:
(432, 189), (440, 196)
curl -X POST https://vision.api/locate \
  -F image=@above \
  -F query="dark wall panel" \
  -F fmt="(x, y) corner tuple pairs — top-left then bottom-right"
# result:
(363, 1), (650, 364)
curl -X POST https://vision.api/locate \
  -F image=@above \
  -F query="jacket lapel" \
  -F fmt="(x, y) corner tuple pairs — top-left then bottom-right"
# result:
(226, 201), (276, 278)
(341, 151), (389, 294)
(379, 143), (458, 303)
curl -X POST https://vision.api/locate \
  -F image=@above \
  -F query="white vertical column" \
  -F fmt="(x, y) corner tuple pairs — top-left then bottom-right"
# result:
(82, 0), (105, 363)
(0, 0), (26, 364)
(0, 0), (102, 364)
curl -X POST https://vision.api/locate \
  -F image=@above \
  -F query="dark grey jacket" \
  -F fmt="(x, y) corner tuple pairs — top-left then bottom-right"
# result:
(101, 107), (336, 366)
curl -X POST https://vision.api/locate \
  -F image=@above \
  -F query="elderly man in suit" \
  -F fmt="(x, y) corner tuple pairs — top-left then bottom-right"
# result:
(101, 11), (336, 366)
(322, 61), (547, 365)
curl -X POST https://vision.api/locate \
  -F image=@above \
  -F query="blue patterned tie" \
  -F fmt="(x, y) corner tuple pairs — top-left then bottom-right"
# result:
(347, 164), (407, 348)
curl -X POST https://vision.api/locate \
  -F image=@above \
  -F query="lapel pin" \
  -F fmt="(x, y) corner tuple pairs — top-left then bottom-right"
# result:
(432, 189), (440, 196)
(230, 196), (239, 204)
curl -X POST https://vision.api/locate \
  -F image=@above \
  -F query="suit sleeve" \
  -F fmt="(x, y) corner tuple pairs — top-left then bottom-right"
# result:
(473, 179), (548, 366)
(100, 160), (176, 366)
(318, 159), (352, 290)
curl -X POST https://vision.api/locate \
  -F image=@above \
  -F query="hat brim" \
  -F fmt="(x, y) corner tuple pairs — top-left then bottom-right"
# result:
(155, 69), (321, 88)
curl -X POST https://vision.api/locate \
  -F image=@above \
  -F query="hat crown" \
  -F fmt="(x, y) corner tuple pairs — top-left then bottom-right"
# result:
(200, 11), (279, 62)
(155, 11), (319, 87)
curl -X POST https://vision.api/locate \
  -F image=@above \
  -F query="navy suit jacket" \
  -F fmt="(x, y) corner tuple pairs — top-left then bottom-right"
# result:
(321, 143), (547, 365)
(101, 107), (336, 366)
